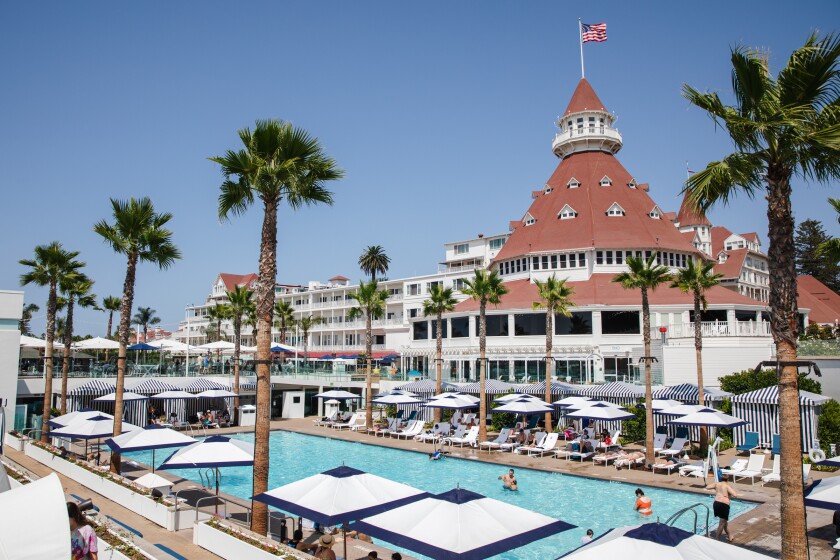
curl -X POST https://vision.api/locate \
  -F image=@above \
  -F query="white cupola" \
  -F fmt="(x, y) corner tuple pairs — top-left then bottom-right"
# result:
(552, 78), (623, 159)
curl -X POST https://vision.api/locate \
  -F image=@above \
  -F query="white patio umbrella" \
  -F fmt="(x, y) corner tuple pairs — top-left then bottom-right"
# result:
(47, 409), (114, 428)
(656, 404), (717, 417)
(492, 392), (530, 403)
(198, 340), (236, 351)
(0, 474), (70, 560)
(19, 335), (64, 349)
(315, 390), (361, 400)
(667, 410), (748, 428)
(133, 472), (176, 491)
(805, 475), (840, 509)
(553, 396), (592, 408)
(105, 425), (196, 472)
(428, 392), (480, 403)
(195, 389), (238, 398)
(352, 487), (575, 560)
(492, 398), (553, 415)
(51, 416), (141, 460)
(565, 406), (636, 421)
(565, 400), (625, 410)
(372, 392), (423, 405)
(152, 390), (198, 399)
(72, 337), (121, 351)
(563, 522), (775, 560)
(422, 394), (478, 410)
(641, 399), (683, 411)
(93, 392), (148, 402)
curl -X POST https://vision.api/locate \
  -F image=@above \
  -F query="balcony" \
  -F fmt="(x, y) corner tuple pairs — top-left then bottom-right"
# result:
(552, 126), (623, 159)
(658, 321), (771, 339)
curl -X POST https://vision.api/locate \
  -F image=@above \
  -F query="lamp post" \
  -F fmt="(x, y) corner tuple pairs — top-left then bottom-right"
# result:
(185, 305), (192, 377)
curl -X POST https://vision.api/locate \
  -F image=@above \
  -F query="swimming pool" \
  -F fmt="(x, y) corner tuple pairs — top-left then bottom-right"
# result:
(127, 431), (756, 559)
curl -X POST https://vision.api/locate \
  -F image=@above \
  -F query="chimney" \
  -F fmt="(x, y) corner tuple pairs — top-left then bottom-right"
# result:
(478, 234), (484, 238)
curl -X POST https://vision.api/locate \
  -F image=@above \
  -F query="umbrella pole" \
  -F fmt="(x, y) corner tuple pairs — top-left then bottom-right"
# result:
(343, 525), (348, 560)
(152, 449), (155, 473)
(215, 467), (220, 515)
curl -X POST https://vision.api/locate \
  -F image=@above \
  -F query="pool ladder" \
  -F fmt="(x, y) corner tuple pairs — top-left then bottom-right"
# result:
(663, 502), (711, 536)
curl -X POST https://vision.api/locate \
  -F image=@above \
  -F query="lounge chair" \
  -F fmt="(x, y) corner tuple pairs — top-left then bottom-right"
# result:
(596, 430), (621, 451)
(515, 432), (547, 455)
(678, 461), (708, 479)
(499, 429), (528, 453)
(392, 420), (424, 440)
(652, 459), (686, 475)
(737, 431), (760, 454)
(720, 458), (749, 479)
(444, 426), (479, 448)
(349, 417), (369, 431)
(760, 456), (781, 485)
(564, 438), (598, 461)
(614, 453), (646, 469)
(592, 450), (625, 466)
(416, 422), (451, 443)
(526, 433), (560, 457)
(652, 433), (668, 455)
(732, 454), (766, 485)
(771, 434), (780, 456)
(314, 412), (339, 426)
(478, 428), (512, 453)
(657, 437), (688, 458)
(327, 412), (352, 428)
(332, 413), (361, 430)
(370, 417), (399, 437)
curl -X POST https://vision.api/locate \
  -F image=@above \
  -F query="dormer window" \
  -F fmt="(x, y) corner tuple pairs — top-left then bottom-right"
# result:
(628, 179), (637, 188)
(600, 175), (612, 187)
(606, 202), (625, 217)
(648, 205), (662, 219)
(558, 204), (577, 220)
(523, 212), (536, 226)
(567, 177), (581, 189)
(544, 184), (553, 194)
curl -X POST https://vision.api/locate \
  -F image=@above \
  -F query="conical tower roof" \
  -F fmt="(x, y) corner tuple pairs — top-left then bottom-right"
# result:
(563, 78), (607, 115)
(676, 192), (711, 227)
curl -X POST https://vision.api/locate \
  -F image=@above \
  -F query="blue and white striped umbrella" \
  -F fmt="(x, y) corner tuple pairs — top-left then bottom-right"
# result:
(805, 476), (840, 509)
(667, 411), (748, 428)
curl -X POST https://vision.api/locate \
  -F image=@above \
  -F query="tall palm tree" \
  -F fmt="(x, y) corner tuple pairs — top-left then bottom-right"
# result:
(670, 259), (723, 453)
(359, 245), (390, 282)
(206, 303), (231, 362)
(683, 35), (840, 558)
(227, 286), (255, 425)
(818, 198), (840, 263)
(59, 275), (98, 414)
(19, 303), (39, 336)
(19, 242), (84, 442)
(273, 300), (296, 348)
(102, 295), (121, 361)
(462, 270), (508, 443)
(132, 306), (161, 344)
(613, 254), (671, 466)
(422, 284), (457, 422)
(94, 197), (180, 473)
(532, 275), (575, 431)
(296, 315), (325, 368)
(212, 119), (343, 534)
(349, 280), (390, 427)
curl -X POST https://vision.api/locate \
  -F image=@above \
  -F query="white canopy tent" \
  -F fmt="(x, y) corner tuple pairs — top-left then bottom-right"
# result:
(0, 474), (70, 560)
(72, 337), (121, 350)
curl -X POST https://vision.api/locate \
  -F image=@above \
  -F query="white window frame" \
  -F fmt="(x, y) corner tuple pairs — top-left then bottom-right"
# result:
(523, 213), (536, 226)
(606, 202), (625, 217)
(600, 175), (613, 187)
(628, 179), (637, 188)
(454, 243), (469, 255)
(558, 204), (577, 220)
(648, 205), (661, 219)
(567, 177), (581, 189)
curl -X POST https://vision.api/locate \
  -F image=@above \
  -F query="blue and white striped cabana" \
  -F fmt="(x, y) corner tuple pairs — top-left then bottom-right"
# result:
(239, 381), (257, 392)
(181, 379), (233, 417)
(517, 380), (578, 397)
(579, 382), (645, 406)
(457, 379), (518, 395)
(395, 379), (456, 395)
(128, 379), (181, 394)
(652, 384), (731, 403)
(68, 380), (147, 427)
(731, 387), (829, 452)
(128, 379), (186, 423)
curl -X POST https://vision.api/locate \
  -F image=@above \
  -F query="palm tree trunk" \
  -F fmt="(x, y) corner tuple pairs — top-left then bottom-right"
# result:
(111, 251), (138, 474)
(545, 309), (553, 431)
(434, 312), (443, 424)
(478, 302), (488, 443)
(767, 173), (807, 560)
(41, 281), (58, 443)
(365, 312), (373, 428)
(106, 310), (114, 361)
(641, 288), (654, 467)
(233, 318), (241, 426)
(60, 296), (75, 415)
(251, 197), (279, 536)
(693, 289), (708, 454)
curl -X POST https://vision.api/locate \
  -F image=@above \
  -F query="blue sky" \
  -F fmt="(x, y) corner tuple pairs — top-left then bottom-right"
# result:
(2, 1), (838, 337)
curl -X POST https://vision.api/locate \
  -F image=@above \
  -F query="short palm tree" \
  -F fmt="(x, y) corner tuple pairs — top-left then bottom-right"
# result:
(532, 275), (575, 431)
(227, 286), (255, 425)
(297, 315), (325, 368)
(132, 306), (161, 344)
(206, 303), (231, 362)
(462, 270), (508, 442)
(359, 245), (390, 282)
(102, 295), (121, 360)
(19, 303), (39, 336)
(683, 34), (840, 558)
(212, 118), (343, 535)
(670, 259), (723, 453)
(349, 280), (390, 428)
(422, 285), (457, 422)
(19, 242), (84, 441)
(613, 253), (671, 466)
(59, 275), (98, 414)
(95, 197), (180, 473)
(818, 198), (840, 263)
(273, 300), (296, 349)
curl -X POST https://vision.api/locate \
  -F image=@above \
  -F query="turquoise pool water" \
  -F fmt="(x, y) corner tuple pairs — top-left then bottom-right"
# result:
(127, 431), (755, 559)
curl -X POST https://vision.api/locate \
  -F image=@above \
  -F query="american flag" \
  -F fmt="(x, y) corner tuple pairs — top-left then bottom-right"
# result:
(581, 22), (607, 43)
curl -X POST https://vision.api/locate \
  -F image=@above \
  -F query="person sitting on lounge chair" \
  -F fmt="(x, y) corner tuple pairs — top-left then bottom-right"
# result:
(615, 451), (645, 469)
(564, 439), (594, 453)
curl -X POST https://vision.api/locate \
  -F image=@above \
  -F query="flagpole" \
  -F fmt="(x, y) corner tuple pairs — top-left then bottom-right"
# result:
(578, 18), (585, 78)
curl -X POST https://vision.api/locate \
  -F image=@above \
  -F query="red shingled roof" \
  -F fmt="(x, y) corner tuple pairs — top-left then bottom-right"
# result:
(713, 248), (747, 279)
(798, 275), (840, 325)
(493, 151), (700, 261)
(329, 275), (350, 282)
(564, 79), (608, 116)
(454, 275), (764, 312)
(219, 273), (258, 292)
(676, 192), (711, 227)
(710, 226), (734, 256)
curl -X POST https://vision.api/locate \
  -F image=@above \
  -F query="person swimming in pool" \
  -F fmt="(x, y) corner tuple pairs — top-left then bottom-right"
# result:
(499, 468), (518, 491)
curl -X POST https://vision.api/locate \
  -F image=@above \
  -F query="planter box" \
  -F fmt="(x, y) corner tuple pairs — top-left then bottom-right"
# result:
(97, 537), (135, 560)
(193, 521), (309, 560)
(25, 442), (209, 531)
(4, 433), (24, 451)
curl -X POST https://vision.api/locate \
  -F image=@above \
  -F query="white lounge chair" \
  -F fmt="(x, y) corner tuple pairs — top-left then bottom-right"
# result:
(499, 429), (528, 453)
(733, 453), (765, 485)
(392, 420), (424, 440)
(333, 413), (361, 430)
(652, 459), (686, 475)
(314, 412), (338, 426)
(327, 412), (353, 428)
(368, 417), (398, 437)
(720, 458), (748, 478)
(652, 433), (667, 455)
(760, 456), (781, 485)
(526, 432), (559, 457)
(596, 430), (621, 451)
(349, 417), (369, 431)
(416, 422), (451, 443)
(478, 428), (512, 453)
(592, 450), (625, 466)
(515, 432), (547, 455)
(678, 461), (708, 479)
(657, 437), (688, 458)
(444, 426), (479, 448)
(614, 453), (646, 469)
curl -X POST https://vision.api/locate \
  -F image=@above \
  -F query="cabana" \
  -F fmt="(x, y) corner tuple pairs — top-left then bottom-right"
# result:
(66, 380), (149, 427)
(516, 380), (578, 397)
(731, 386), (829, 452)
(578, 382), (644, 406)
(457, 379), (518, 395)
(129, 379), (186, 424)
(652, 383), (731, 403)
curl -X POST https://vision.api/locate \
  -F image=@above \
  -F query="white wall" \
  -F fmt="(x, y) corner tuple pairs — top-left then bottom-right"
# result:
(662, 340), (775, 387)
(281, 391), (306, 418)
(0, 291), (23, 434)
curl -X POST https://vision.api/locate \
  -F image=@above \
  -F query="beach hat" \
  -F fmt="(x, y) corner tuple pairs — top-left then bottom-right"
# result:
(319, 534), (334, 547)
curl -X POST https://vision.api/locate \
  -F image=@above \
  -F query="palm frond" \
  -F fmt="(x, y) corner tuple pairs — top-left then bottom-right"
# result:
(682, 153), (764, 212)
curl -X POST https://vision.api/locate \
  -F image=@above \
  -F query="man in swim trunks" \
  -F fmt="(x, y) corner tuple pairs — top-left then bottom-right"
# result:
(706, 480), (738, 541)
(498, 468), (518, 491)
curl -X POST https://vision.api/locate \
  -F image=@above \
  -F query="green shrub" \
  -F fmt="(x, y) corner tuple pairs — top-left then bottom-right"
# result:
(490, 401), (516, 432)
(819, 399), (840, 454)
(620, 399), (646, 444)
(719, 369), (821, 395)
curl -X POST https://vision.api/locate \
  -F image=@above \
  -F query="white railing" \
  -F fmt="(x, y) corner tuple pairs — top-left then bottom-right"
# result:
(309, 344), (388, 352)
(312, 319), (404, 331)
(658, 321), (771, 339)
(552, 126), (622, 146)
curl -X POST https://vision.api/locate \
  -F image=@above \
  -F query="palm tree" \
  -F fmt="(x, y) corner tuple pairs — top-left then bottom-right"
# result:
(102, 296), (121, 339)
(212, 119), (343, 534)
(532, 275), (575, 431)
(94, 197), (180, 473)
(273, 300), (296, 348)
(613, 253), (671, 466)
(19, 242), (84, 442)
(670, 259), (723, 453)
(206, 303), (231, 362)
(818, 198), (840, 263)
(296, 315), (325, 368)
(227, 286), (255, 425)
(359, 245), (390, 282)
(462, 270), (508, 443)
(59, 275), (98, 414)
(19, 303), (39, 335)
(683, 35), (840, 558)
(132, 306), (161, 344)
(349, 280), (390, 427)
(422, 285), (457, 422)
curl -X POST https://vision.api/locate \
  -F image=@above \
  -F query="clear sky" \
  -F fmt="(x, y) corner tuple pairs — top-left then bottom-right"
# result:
(2, 1), (838, 337)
